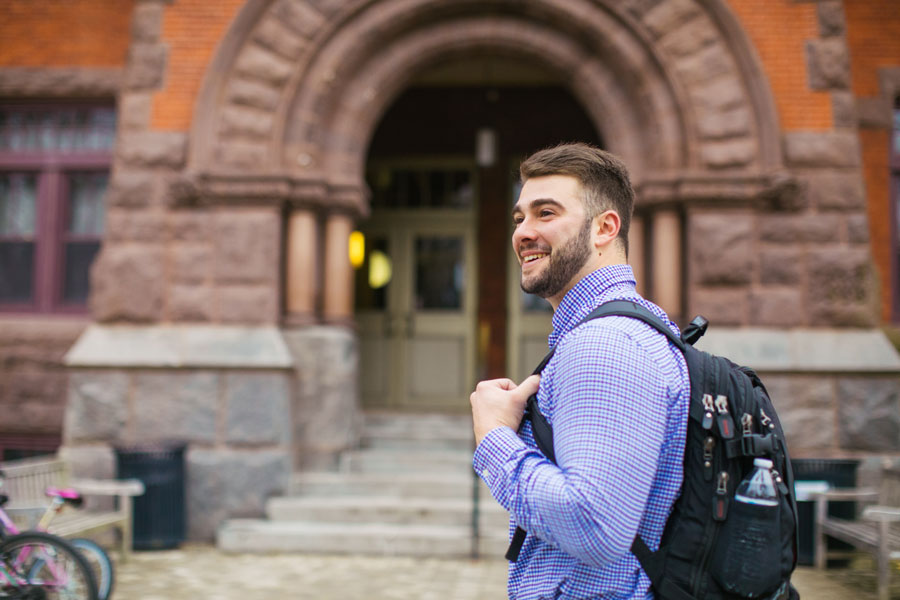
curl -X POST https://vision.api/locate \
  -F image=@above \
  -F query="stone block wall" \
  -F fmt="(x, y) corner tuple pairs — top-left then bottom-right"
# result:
(0, 319), (87, 437)
(771, 374), (900, 457)
(282, 326), (362, 470)
(63, 367), (293, 541)
(687, 163), (876, 328)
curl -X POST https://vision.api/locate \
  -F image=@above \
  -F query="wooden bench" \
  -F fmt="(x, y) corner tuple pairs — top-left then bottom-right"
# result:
(813, 463), (900, 600)
(0, 456), (144, 561)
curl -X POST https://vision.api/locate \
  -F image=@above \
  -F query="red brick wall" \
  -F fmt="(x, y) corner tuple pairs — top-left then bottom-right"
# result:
(151, 0), (245, 131)
(0, 0), (133, 67)
(726, 0), (833, 131)
(845, 1), (900, 98)
(860, 129), (893, 320)
(845, 0), (900, 322)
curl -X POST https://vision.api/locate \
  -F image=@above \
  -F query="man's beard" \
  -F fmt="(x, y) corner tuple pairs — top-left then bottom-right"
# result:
(520, 219), (593, 299)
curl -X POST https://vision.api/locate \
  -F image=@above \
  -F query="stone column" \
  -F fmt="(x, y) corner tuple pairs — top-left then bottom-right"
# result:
(322, 212), (354, 323)
(285, 208), (318, 324)
(651, 209), (682, 318)
(630, 214), (645, 296)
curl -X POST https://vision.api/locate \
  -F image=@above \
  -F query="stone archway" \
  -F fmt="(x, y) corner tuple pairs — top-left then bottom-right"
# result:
(192, 0), (782, 179)
(185, 0), (790, 326)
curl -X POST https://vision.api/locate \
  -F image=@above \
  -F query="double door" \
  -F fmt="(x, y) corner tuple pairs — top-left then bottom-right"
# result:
(357, 211), (476, 412)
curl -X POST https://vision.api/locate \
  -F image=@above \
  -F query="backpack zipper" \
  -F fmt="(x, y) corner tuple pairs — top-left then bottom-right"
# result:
(692, 470), (729, 596)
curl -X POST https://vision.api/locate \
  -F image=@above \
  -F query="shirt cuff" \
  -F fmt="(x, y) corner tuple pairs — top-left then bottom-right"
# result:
(472, 426), (526, 509)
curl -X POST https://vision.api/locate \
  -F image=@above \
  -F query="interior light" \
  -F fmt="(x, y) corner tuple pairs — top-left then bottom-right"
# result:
(369, 250), (392, 289)
(349, 230), (365, 269)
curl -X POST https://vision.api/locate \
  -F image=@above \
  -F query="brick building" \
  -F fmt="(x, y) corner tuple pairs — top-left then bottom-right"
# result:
(1, 0), (899, 540)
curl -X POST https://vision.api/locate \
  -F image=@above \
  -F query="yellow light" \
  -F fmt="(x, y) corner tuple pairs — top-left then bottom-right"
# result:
(349, 231), (365, 269)
(369, 250), (392, 289)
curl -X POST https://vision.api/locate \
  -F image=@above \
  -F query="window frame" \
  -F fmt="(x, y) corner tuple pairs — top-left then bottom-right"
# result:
(0, 101), (114, 315)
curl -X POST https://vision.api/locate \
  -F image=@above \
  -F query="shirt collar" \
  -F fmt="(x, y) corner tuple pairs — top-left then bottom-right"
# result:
(548, 264), (638, 347)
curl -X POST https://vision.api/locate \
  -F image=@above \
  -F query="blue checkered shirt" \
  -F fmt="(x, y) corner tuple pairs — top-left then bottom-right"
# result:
(474, 265), (690, 599)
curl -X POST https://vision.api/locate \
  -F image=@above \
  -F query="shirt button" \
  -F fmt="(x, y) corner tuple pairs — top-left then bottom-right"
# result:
(481, 468), (492, 482)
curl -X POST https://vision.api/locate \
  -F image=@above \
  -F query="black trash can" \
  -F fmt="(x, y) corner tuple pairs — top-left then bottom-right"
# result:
(791, 458), (859, 566)
(115, 443), (186, 550)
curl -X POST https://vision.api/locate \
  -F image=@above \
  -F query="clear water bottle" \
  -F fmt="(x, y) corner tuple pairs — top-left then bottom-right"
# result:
(734, 458), (779, 506)
(712, 457), (782, 596)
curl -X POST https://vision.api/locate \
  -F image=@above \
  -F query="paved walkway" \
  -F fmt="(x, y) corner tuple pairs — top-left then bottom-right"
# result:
(113, 544), (872, 600)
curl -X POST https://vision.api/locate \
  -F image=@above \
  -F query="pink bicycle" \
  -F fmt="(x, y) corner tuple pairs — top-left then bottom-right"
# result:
(0, 473), (100, 600)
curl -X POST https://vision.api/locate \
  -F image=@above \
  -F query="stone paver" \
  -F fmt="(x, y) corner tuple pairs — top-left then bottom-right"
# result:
(111, 544), (878, 600)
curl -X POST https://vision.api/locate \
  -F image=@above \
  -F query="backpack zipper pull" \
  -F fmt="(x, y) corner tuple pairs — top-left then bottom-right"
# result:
(760, 408), (775, 431)
(703, 437), (715, 482)
(713, 471), (729, 521)
(702, 394), (715, 430)
(771, 469), (789, 495)
(741, 413), (753, 436)
(715, 395), (735, 439)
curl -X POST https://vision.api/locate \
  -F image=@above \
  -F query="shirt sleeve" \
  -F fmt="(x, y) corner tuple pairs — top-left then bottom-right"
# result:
(473, 322), (670, 568)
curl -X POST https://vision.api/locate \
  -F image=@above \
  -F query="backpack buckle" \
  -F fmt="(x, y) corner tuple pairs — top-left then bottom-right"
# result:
(741, 433), (776, 457)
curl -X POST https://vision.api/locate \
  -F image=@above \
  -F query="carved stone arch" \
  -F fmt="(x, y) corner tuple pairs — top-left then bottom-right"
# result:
(283, 14), (687, 186)
(188, 0), (786, 212)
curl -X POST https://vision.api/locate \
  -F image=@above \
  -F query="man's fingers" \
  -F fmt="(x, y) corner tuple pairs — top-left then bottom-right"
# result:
(475, 378), (517, 392)
(516, 374), (541, 397)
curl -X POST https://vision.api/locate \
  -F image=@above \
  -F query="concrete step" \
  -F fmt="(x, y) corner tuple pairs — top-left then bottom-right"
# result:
(361, 412), (473, 450)
(338, 448), (473, 474)
(217, 519), (508, 558)
(289, 471), (485, 499)
(266, 495), (510, 531)
(217, 412), (505, 558)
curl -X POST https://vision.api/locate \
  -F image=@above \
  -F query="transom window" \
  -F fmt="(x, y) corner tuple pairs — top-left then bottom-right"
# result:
(0, 103), (114, 313)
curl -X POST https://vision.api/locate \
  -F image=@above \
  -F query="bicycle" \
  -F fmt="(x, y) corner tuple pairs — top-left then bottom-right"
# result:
(31, 489), (113, 600)
(0, 528), (99, 599)
(0, 471), (102, 600)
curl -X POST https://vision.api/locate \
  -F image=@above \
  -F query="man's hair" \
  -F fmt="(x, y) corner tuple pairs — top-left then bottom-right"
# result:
(519, 142), (634, 256)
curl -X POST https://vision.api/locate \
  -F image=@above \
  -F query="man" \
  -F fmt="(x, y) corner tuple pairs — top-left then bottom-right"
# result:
(470, 143), (690, 599)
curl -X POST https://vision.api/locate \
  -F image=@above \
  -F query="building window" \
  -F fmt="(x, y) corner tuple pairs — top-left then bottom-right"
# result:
(0, 103), (115, 313)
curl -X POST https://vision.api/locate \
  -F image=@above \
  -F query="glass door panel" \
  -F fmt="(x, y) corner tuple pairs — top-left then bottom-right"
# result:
(357, 161), (477, 412)
(406, 230), (474, 409)
(414, 236), (464, 310)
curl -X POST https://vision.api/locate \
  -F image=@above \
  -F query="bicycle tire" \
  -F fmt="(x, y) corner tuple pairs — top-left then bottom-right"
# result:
(69, 539), (113, 600)
(0, 531), (99, 600)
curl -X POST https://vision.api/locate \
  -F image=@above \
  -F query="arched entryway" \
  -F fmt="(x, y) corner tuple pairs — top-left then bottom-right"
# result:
(186, 0), (790, 419)
(356, 56), (601, 411)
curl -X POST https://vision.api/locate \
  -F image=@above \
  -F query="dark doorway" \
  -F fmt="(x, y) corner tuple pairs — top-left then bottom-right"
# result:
(362, 80), (599, 408)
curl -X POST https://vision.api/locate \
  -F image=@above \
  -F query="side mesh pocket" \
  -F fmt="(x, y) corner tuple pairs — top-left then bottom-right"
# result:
(709, 500), (782, 598)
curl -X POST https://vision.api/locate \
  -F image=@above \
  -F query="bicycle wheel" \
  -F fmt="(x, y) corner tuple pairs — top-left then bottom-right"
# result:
(0, 531), (98, 600)
(68, 540), (112, 600)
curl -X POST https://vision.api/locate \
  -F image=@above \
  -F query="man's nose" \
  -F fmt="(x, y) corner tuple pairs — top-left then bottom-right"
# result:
(512, 218), (537, 248)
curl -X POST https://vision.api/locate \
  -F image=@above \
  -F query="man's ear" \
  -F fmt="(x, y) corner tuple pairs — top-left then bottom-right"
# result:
(593, 210), (621, 250)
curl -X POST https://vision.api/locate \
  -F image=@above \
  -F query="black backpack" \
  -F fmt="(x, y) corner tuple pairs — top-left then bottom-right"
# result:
(506, 300), (799, 600)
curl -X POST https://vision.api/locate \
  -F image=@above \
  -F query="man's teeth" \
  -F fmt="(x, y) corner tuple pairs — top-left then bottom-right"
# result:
(524, 253), (548, 263)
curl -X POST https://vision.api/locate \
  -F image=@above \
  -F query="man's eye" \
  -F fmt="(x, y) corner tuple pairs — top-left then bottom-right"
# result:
(540, 210), (554, 218)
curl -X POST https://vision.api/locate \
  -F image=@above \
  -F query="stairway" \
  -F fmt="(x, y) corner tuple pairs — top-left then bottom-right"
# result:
(216, 412), (511, 557)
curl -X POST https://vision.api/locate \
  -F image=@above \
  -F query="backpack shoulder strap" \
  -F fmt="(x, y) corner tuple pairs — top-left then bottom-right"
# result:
(526, 299), (686, 459)
(582, 300), (686, 353)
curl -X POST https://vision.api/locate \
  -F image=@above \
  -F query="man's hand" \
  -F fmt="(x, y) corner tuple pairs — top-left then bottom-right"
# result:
(470, 375), (541, 445)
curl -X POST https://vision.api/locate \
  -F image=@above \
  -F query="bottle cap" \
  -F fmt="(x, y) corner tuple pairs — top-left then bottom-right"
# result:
(754, 458), (774, 469)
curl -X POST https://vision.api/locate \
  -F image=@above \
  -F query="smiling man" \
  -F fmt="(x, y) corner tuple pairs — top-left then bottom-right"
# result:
(470, 143), (691, 599)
